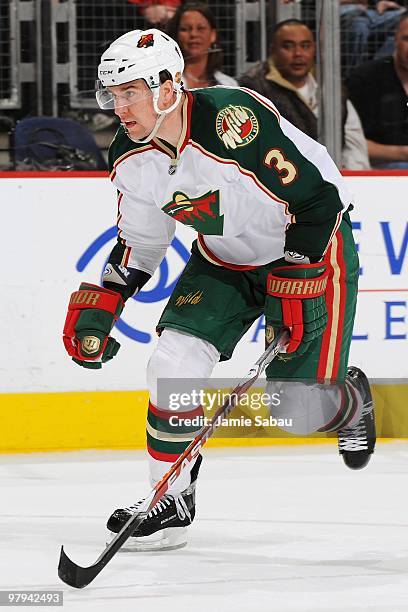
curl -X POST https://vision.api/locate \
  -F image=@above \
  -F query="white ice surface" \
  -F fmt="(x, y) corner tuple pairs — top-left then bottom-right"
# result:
(1, 444), (408, 612)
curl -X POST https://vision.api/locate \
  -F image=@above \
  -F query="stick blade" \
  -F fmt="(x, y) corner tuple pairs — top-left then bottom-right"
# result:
(58, 546), (97, 589)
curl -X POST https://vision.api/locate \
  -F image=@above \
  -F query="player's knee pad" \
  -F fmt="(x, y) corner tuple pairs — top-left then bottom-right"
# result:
(265, 378), (363, 434)
(147, 328), (220, 408)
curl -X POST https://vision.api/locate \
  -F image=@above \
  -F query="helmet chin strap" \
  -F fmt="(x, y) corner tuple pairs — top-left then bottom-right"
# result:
(123, 112), (165, 144)
(124, 88), (183, 144)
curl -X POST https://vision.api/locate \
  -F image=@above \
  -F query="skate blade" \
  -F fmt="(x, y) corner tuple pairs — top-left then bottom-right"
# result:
(106, 527), (188, 552)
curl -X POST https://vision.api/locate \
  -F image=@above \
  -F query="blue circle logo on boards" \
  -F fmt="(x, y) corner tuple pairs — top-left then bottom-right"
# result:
(76, 226), (190, 343)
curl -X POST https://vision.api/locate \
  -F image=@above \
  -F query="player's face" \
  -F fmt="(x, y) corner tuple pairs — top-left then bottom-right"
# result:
(395, 20), (408, 71)
(271, 25), (315, 85)
(177, 10), (216, 61)
(109, 80), (157, 140)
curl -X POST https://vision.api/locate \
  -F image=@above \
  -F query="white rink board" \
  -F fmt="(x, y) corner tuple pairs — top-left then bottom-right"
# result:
(0, 174), (407, 393)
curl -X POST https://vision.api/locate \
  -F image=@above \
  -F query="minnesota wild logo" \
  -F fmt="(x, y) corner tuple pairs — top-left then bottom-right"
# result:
(137, 33), (154, 48)
(162, 190), (224, 235)
(216, 105), (259, 150)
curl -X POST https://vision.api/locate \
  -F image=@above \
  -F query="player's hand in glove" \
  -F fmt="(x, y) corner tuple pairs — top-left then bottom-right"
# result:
(265, 259), (329, 355)
(63, 282), (124, 369)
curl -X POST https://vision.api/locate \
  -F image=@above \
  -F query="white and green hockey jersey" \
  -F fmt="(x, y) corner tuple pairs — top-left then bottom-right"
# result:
(108, 86), (352, 273)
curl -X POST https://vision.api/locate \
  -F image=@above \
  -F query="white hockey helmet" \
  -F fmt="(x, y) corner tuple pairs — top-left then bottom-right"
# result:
(96, 28), (184, 114)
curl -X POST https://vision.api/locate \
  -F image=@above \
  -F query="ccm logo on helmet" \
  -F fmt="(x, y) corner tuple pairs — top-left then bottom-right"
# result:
(100, 70), (114, 75)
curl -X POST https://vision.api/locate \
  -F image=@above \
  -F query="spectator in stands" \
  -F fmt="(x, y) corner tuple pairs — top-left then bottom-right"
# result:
(167, 2), (238, 89)
(340, 0), (406, 73)
(127, 0), (181, 28)
(238, 19), (370, 169)
(347, 12), (408, 168)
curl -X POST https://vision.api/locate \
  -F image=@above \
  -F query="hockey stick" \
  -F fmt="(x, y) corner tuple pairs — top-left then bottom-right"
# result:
(58, 326), (290, 588)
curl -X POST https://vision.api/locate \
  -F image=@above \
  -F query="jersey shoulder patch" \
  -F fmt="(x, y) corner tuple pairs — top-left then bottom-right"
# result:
(192, 87), (280, 150)
(190, 86), (282, 164)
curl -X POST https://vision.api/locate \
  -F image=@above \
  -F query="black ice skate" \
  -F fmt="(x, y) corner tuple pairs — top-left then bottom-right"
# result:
(106, 454), (202, 551)
(337, 367), (376, 470)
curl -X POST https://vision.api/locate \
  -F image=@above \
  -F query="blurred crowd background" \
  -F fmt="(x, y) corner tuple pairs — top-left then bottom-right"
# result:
(1, 0), (407, 171)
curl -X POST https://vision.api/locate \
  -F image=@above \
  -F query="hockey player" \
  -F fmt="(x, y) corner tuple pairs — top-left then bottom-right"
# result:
(63, 28), (376, 551)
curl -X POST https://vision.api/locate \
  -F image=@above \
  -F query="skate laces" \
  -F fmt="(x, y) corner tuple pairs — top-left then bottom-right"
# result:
(148, 494), (191, 521)
(123, 493), (192, 521)
(174, 494), (191, 521)
(148, 495), (172, 517)
(361, 399), (373, 416)
(338, 421), (369, 452)
(123, 500), (144, 514)
(148, 495), (191, 520)
(123, 497), (171, 517)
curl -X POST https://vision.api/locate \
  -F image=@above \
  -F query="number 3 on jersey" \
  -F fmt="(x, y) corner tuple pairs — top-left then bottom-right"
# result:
(264, 148), (298, 186)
